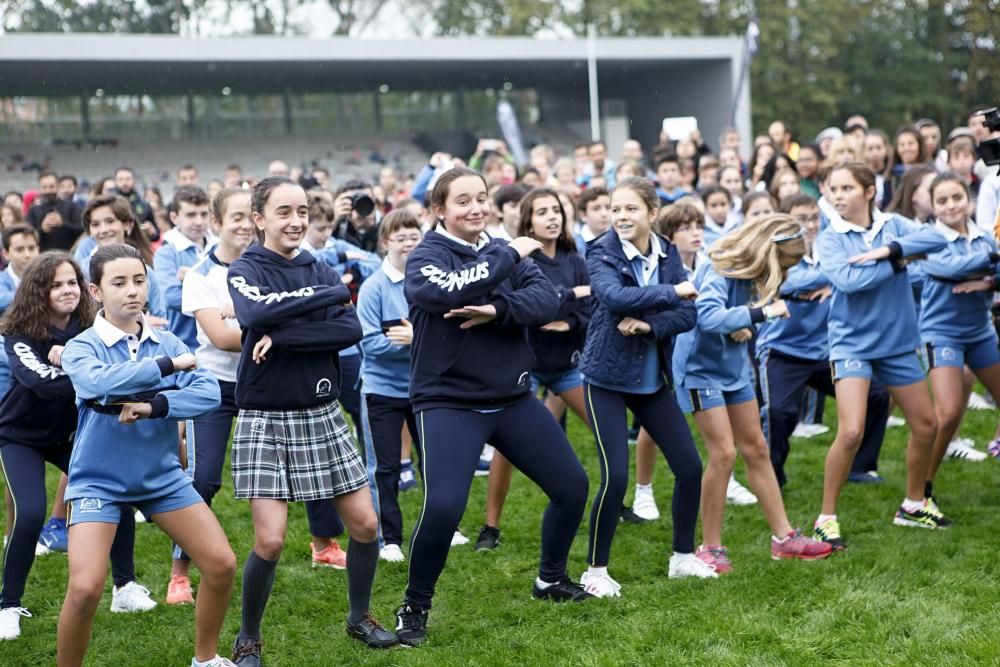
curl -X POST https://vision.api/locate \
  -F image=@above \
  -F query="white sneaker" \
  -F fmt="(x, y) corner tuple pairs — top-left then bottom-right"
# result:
(791, 423), (829, 438)
(726, 475), (757, 506)
(580, 569), (622, 598)
(632, 486), (660, 521)
(0, 607), (31, 640)
(946, 438), (987, 461)
(668, 552), (719, 579)
(450, 530), (470, 547)
(110, 581), (157, 613)
(886, 415), (906, 428)
(967, 392), (994, 410)
(192, 656), (238, 667)
(379, 544), (405, 562)
(134, 509), (147, 524)
(34, 541), (51, 557)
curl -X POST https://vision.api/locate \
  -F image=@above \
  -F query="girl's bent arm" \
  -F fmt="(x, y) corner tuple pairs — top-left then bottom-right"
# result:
(588, 253), (678, 314)
(4, 336), (74, 400)
(61, 339), (169, 400)
(404, 243), (519, 312)
(696, 269), (755, 334)
(267, 305), (363, 352)
(227, 263), (346, 330)
(490, 260), (559, 327)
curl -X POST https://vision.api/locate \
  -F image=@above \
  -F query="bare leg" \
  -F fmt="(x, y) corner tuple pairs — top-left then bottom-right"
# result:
(728, 399), (793, 537)
(822, 378), (871, 515)
(635, 429), (656, 486)
(692, 406), (737, 547)
(56, 522), (117, 667)
(926, 366), (965, 482)
(889, 382), (938, 502)
(51, 474), (68, 520)
(153, 503), (236, 662)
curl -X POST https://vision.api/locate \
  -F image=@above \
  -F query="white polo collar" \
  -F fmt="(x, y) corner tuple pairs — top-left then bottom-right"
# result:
(4, 264), (21, 287)
(826, 201), (893, 239)
(93, 311), (160, 347)
(381, 257), (405, 283)
(934, 219), (984, 243)
(435, 226), (491, 250)
(163, 227), (207, 253)
(620, 234), (665, 262)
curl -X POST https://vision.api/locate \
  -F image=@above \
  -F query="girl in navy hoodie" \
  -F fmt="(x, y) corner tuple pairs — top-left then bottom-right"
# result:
(396, 167), (591, 647)
(0, 252), (153, 642)
(578, 177), (716, 597)
(227, 177), (396, 659)
(476, 187), (593, 551)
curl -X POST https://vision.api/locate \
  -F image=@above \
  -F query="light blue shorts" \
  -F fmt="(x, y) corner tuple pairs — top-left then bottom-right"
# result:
(531, 367), (584, 395)
(924, 338), (1000, 371)
(68, 484), (203, 526)
(831, 351), (925, 386)
(676, 382), (757, 414)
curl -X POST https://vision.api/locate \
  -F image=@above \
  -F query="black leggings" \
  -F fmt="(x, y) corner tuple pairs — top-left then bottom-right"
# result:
(360, 393), (418, 547)
(1, 442), (136, 608)
(405, 397), (588, 609)
(584, 383), (703, 565)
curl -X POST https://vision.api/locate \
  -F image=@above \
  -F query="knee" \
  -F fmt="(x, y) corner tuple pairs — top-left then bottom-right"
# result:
(740, 436), (771, 466)
(708, 444), (737, 471)
(604, 467), (628, 500)
(253, 533), (286, 561)
(13, 502), (46, 534)
(350, 513), (380, 544)
(422, 494), (465, 528)
(837, 424), (865, 450)
(201, 546), (238, 582)
(555, 466), (589, 508)
(678, 457), (703, 484)
(66, 577), (105, 611)
(912, 413), (938, 440)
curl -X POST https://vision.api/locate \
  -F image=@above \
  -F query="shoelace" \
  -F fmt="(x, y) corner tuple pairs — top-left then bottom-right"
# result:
(232, 640), (262, 660)
(816, 520), (841, 538)
(3, 607), (32, 619)
(119, 583), (152, 597)
(361, 611), (388, 631)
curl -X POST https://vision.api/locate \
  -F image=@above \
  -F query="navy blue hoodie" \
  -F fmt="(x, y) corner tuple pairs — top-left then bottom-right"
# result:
(0, 320), (81, 448)
(527, 248), (592, 372)
(405, 230), (559, 411)
(228, 244), (363, 410)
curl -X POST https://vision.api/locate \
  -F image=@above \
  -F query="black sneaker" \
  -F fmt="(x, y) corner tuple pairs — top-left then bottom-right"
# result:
(620, 505), (648, 524)
(531, 578), (594, 602)
(475, 525), (501, 551)
(346, 611), (399, 649)
(232, 637), (263, 666)
(395, 603), (429, 647)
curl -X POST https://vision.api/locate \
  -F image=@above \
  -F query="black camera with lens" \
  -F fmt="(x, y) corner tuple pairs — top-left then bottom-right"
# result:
(978, 107), (1000, 166)
(349, 193), (376, 217)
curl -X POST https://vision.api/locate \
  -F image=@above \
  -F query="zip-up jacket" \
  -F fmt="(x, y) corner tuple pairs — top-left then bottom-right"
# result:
(580, 231), (695, 390)
(228, 244), (362, 410)
(405, 230), (558, 411)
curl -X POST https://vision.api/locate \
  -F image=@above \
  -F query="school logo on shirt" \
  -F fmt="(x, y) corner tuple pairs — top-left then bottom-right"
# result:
(516, 372), (530, 388)
(78, 498), (103, 514)
(843, 359), (864, 371)
(316, 378), (332, 399)
(940, 347), (957, 361)
(12, 342), (64, 380)
(571, 350), (582, 365)
(420, 261), (490, 292)
(229, 276), (316, 304)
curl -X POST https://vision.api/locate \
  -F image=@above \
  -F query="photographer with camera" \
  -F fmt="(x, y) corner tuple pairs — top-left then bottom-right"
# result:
(333, 179), (381, 253)
(972, 107), (1000, 231)
(26, 172), (82, 251)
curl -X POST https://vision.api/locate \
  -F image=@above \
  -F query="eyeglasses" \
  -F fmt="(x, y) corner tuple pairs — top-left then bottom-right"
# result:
(793, 214), (821, 225)
(771, 228), (804, 243)
(388, 235), (421, 244)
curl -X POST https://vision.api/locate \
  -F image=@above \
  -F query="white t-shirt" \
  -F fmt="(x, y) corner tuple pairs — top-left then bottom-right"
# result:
(182, 251), (241, 383)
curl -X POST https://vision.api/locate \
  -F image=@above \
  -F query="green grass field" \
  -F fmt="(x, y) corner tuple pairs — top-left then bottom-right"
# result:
(3, 404), (1000, 666)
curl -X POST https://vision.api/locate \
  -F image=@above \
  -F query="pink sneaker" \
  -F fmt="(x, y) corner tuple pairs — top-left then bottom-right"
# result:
(987, 439), (1000, 458)
(311, 541), (347, 570)
(695, 545), (732, 574)
(165, 575), (194, 605)
(771, 530), (833, 561)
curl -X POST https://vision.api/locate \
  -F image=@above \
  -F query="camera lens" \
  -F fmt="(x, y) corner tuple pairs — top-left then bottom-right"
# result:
(351, 194), (376, 217)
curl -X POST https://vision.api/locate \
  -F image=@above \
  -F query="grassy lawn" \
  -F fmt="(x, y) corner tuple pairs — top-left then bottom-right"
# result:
(3, 402), (1000, 666)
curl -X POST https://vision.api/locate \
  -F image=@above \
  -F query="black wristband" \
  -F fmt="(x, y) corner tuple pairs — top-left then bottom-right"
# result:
(148, 394), (169, 419)
(749, 308), (767, 324)
(155, 356), (174, 377)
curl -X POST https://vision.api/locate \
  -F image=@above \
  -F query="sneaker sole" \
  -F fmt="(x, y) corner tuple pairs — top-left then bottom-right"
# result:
(892, 516), (939, 529)
(311, 562), (347, 570)
(110, 604), (157, 613)
(165, 597), (195, 605)
(345, 627), (399, 649)
(770, 552), (832, 561)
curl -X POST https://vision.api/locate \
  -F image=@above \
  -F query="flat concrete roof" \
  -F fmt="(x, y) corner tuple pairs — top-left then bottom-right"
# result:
(0, 34), (743, 96)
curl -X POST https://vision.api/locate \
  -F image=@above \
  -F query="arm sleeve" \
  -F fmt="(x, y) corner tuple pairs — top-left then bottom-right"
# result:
(489, 259), (559, 328)
(357, 279), (409, 361)
(61, 339), (167, 400)
(922, 242), (994, 279)
(267, 304), (363, 352)
(153, 348), (221, 419)
(153, 245), (183, 310)
(780, 262), (829, 295)
(893, 219), (949, 257)
(644, 255), (697, 339)
(4, 336), (74, 399)
(404, 242), (520, 312)
(695, 268), (753, 334)
(817, 230), (896, 293)
(227, 261), (347, 330)
(587, 252), (679, 314)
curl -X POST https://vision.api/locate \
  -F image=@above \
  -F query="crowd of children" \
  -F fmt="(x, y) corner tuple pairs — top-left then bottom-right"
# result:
(1, 106), (1000, 664)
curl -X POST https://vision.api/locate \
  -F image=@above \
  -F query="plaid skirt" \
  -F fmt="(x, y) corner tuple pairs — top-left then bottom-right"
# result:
(232, 400), (368, 501)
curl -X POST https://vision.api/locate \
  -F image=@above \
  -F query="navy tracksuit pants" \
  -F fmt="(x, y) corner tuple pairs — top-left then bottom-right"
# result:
(405, 396), (588, 609)
(360, 393), (418, 548)
(758, 349), (889, 486)
(583, 383), (703, 564)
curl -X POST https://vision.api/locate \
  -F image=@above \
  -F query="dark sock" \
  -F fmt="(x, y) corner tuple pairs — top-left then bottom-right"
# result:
(925, 480), (934, 499)
(240, 550), (279, 641)
(109, 508), (137, 588)
(346, 538), (379, 624)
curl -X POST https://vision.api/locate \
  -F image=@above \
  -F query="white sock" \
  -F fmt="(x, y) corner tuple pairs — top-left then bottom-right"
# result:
(635, 483), (653, 494)
(534, 577), (553, 589)
(902, 497), (925, 512)
(401, 458), (412, 467)
(192, 656), (220, 667)
(816, 513), (837, 525)
(587, 566), (608, 577)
